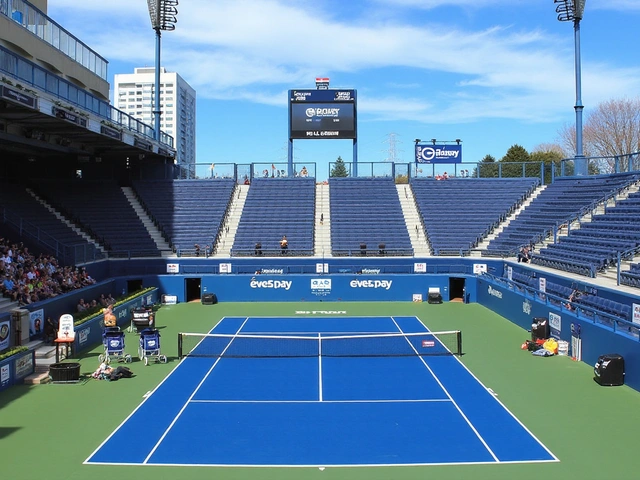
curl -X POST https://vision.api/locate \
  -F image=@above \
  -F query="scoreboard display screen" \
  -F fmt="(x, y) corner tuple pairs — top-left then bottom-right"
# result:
(289, 89), (357, 140)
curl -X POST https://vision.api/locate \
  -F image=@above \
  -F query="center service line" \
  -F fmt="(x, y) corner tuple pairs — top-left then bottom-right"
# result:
(318, 333), (323, 402)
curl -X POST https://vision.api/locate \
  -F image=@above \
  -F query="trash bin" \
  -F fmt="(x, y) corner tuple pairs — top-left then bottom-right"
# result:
(49, 362), (81, 383)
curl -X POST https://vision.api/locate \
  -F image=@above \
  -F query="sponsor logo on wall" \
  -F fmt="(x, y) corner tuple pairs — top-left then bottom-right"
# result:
(79, 327), (90, 346)
(1, 364), (9, 387)
(311, 278), (332, 296)
(487, 285), (503, 299)
(349, 279), (393, 290)
(250, 278), (293, 290)
(549, 312), (562, 338)
(522, 299), (532, 315)
(14, 354), (32, 379)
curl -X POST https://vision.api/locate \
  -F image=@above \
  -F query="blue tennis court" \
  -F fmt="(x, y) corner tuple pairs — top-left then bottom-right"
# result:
(85, 316), (557, 467)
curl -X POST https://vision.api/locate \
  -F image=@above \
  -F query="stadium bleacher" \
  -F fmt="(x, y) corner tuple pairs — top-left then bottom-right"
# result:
(232, 177), (315, 256)
(329, 177), (412, 256)
(531, 175), (640, 276)
(412, 178), (538, 256)
(33, 179), (161, 256)
(486, 174), (640, 261)
(133, 178), (235, 254)
(0, 182), (93, 263)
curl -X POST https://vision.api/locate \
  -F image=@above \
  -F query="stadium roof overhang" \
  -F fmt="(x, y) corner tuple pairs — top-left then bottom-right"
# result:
(0, 97), (175, 164)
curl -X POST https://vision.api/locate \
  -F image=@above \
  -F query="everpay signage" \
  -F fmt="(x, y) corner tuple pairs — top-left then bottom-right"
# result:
(415, 144), (462, 164)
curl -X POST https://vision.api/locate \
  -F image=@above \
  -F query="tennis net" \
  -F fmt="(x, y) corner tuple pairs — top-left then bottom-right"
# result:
(178, 330), (462, 359)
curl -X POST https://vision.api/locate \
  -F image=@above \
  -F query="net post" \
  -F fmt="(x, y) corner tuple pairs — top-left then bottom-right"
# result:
(456, 330), (463, 356)
(178, 333), (183, 359)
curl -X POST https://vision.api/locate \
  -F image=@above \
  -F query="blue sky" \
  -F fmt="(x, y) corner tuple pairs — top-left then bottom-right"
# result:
(49, 0), (640, 180)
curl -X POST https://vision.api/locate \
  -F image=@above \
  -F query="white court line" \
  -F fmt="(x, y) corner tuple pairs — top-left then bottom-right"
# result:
(190, 398), (451, 404)
(141, 317), (250, 465)
(411, 314), (559, 462)
(318, 333), (323, 402)
(82, 318), (244, 465)
(390, 316), (500, 463)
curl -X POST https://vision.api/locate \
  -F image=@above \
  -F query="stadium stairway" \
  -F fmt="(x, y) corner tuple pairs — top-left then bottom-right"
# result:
(121, 187), (172, 256)
(314, 183), (332, 257)
(26, 187), (105, 256)
(473, 183), (547, 257)
(398, 184), (431, 256)
(214, 184), (248, 257)
(22, 339), (58, 385)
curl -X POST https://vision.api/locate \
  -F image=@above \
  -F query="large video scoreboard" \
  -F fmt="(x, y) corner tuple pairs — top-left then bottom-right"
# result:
(288, 89), (357, 140)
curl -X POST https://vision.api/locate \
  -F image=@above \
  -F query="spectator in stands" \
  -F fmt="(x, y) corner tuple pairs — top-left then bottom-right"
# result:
(1, 275), (18, 301)
(300, 166), (308, 177)
(255, 242), (262, 256)
(517, 246), (531, 263)
(565, 290), (579, 311)
(280, 236), (288, 255)
(442, 172), (449, 180)
(194, 244), (201, 257)
(43, 316), (57, 344)
(244, 176), (250, 185)
(77, 298), (88, 312)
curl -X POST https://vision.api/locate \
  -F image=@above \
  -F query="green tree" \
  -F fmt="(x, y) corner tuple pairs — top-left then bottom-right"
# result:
(499, 144), (531, 178)
(476, 154), (497, 178)
(330, 156), (349, 177)
(531, 149), (563, 184)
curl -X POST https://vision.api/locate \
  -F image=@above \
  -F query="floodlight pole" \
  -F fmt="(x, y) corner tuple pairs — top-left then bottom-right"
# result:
(153, 28), (162, 141)
(555, 0), (586, 176)
(147, 0), (178, 142)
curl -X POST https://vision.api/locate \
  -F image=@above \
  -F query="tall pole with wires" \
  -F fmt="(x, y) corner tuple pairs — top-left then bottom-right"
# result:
(147, 0), (178, 141)
(555, 0), (587, 175)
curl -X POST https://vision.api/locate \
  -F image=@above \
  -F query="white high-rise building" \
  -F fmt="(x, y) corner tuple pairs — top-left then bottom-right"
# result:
(113, 67), (196, 168)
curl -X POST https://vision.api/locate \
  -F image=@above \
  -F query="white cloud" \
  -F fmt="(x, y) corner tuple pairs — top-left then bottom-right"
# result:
(47, 0), (640, 125)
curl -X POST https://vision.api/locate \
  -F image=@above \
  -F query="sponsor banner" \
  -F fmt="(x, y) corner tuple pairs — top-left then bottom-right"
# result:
(0, 320), (10, 350)
(413, 294), (423, 302)
(100, 125), (122, 141)
(311, 278), (332, 296)
(162, 294), (178, 305)
(134, 137), (153, 151)
(1, 364), (9, 387)
(415, 144), (462, 164)
(473, 264), (487, 274)
(14, 353), (33, 379)
(167, 263), (179, 274)
(633, 303), (640, 325)
(316, 263), (328, 274)
(52, 106), (87, 127)
(219, 263), (232, 274)
(414, 263), (426, 273)
(507, 266), (513, 281)
(539, 277), (547, 293)
(548, 312), (561, 339)
(0, 85), (37, 109)
(78, 326), (91, 346)
(29, 309), (44, 340)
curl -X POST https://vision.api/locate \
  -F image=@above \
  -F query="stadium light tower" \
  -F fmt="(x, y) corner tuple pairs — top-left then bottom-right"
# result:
(555, 0), (586, 175)
(147, 0), (178, 141)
